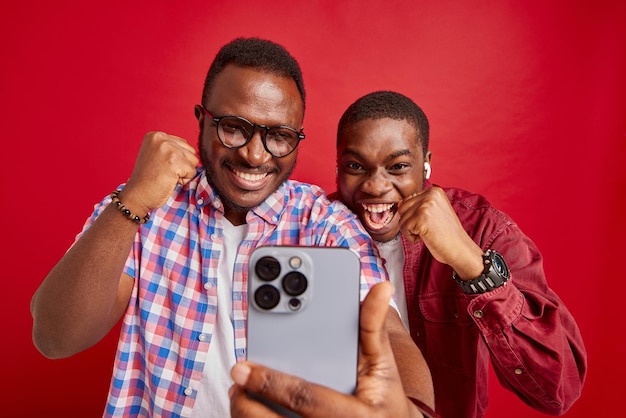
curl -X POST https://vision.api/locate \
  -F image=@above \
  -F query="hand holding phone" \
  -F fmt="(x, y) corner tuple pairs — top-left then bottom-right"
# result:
(246, 246), (361, 417)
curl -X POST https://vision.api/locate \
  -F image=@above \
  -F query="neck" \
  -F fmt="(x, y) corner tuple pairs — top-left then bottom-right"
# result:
(224, 210), (247, 226)
(374, 233), (401, 247)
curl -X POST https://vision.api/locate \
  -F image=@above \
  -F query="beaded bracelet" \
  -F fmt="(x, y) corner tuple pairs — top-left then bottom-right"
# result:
(110, 190), (150, 224)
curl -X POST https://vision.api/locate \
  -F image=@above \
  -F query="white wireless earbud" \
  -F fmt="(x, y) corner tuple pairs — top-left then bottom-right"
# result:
(424, 162), (431, 179)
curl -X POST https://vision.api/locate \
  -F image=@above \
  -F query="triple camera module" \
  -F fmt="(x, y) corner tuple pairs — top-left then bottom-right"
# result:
(253, 255), (308, 311)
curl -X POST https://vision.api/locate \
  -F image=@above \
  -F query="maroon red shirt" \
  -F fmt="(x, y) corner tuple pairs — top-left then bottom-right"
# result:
(331, 180), (587, 417)
(402, 181), (587, 417)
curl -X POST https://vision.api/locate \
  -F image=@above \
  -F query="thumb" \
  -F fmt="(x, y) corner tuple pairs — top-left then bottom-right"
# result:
(359, 281), (393, 356)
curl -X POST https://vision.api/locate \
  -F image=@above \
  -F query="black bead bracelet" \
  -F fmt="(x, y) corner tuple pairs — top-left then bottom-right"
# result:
(110, 190), (150, 224)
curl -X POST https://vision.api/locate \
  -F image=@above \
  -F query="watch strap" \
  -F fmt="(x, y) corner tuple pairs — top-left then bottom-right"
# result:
(452, 249), (510, 294)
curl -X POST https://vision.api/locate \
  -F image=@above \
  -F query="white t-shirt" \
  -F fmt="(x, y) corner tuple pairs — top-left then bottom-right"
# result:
(375, 234), (409, 331)
(190, 219), (246, 417)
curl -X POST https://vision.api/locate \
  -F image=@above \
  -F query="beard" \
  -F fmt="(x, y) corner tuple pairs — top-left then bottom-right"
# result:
(198, 135), (296, 215)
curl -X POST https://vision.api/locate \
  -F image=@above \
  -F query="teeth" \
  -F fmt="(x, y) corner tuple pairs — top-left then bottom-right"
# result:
(362, 203), (394, 213)
(361, 202), (396, 230)
(234, 169), (267, 182)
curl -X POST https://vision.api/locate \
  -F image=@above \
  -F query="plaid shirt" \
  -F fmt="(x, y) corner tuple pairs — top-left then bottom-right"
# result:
(79, 169), (387, 417)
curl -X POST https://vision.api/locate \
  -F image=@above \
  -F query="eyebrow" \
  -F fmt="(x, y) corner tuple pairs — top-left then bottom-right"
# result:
(342, 147), (413, 164)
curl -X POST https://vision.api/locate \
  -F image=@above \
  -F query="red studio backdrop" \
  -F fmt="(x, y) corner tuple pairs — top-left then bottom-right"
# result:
(2, 1), (624, 416)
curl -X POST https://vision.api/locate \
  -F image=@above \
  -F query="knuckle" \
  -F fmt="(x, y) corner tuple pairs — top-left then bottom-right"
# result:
(285, 382), (315, 410)
(256, 370), (272, 395)
(252, 368), (316, 412)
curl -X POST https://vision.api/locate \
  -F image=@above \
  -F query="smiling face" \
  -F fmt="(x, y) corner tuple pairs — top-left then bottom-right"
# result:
(197, 65), (304, 225)
(337, 117), (430, 242)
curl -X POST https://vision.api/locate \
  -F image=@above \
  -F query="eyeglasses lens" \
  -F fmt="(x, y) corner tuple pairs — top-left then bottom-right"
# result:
(216, 117), (300, 157)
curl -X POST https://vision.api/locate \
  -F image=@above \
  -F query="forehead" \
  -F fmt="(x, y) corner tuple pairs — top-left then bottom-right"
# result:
(339, 117), (422, 157)
(206, 65), (304, 126)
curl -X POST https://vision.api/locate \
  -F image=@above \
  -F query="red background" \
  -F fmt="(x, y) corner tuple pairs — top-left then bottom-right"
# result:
(2, 1), (625, 416)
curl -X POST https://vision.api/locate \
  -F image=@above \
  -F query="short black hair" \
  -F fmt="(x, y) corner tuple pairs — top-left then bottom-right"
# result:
(202, 37), (306, 114)
(337, 91), (429, 154)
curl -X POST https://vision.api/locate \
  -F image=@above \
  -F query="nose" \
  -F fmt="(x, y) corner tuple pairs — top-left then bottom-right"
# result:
(361, 170), (393, 196)
(239, 129), (272, 165)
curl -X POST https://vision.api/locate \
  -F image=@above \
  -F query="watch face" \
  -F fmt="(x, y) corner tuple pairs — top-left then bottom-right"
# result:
(492, 252), (510, 279)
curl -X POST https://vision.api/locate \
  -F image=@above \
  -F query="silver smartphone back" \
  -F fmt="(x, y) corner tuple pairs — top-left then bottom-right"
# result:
(246, 245), (361, 415)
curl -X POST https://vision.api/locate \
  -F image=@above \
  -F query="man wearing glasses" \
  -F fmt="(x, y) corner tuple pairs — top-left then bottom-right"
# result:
(31, 38), (435, 417)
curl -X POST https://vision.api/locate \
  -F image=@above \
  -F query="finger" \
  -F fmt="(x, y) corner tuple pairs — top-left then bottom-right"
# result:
(170, 135), (200, 166)
(168, 133), (197, 154)
(359, 281), (393, 338)
(397, 190), (422, 210)
(396, 196), (424, 243)
(354, 282), (405, 408)
(176, 158), (200, 186)
(231, 362), (362, 418)
(398, 218), (422, 243)
(229, 383), (283, 418)
(402, 192), (419, 202)
(164, 135), (199, 185)
(149, 131), (197, 161)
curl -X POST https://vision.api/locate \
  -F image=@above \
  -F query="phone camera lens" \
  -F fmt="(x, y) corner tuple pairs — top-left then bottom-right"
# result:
(254, 284), (280, 310)
(255, 256), (281, 281)
(288, 298), (301, 311)
(282, 271), (308, 296)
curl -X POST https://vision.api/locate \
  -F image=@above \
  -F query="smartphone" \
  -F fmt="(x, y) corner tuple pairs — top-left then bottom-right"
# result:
(246, 245), (362, 417)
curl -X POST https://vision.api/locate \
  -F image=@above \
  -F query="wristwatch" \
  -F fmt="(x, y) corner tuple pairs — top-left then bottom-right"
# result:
(453, 249), (510, 294)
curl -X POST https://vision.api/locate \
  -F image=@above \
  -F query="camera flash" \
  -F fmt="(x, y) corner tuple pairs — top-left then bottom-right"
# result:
(289, 256), (302, 269)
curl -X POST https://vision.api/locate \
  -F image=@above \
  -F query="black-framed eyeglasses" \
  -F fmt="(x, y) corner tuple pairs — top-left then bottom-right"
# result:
(201, 106), (305, 158)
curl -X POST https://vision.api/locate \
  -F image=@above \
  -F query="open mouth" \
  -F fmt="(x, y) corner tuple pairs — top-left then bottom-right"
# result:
(232, 167), (269, 182)
(361, 202), (397, 230)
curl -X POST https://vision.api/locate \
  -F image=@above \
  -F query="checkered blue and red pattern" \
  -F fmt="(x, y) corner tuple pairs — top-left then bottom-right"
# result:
(76, 168), (387, 417)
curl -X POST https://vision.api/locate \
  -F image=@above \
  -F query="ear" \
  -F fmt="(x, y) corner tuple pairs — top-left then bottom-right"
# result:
(194, 105), (204, 126)
(423, 151), (432, 180)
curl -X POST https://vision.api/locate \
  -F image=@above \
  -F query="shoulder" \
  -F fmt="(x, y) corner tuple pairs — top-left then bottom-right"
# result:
(440, 184), (510, 220)
(280, 180), (368, 239)
(283, 181), (355, 216)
